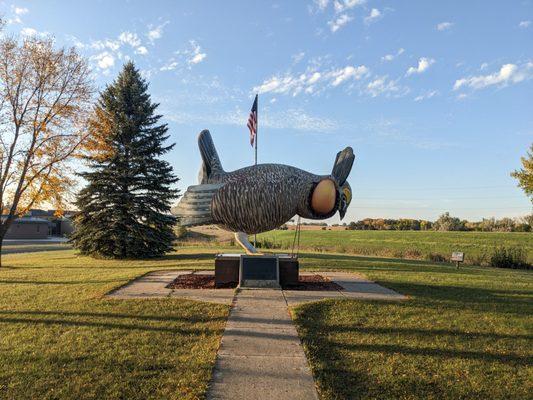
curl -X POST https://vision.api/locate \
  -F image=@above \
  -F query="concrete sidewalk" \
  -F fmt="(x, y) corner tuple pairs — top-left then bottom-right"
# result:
(207, 289), (319, 400)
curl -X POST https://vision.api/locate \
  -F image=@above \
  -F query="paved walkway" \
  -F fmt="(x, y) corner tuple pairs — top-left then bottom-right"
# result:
(107, 270), (406, 399)
(208, 289), (319, 399)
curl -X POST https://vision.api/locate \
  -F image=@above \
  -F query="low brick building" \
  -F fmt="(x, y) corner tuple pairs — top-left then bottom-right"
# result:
(4, 217), (50, 240)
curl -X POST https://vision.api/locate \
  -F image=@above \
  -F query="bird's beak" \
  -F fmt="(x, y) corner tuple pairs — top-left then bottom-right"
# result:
(339, 208), (346, 220)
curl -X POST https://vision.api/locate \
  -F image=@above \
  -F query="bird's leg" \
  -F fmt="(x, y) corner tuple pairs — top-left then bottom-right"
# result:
(234, 232), (262, 255)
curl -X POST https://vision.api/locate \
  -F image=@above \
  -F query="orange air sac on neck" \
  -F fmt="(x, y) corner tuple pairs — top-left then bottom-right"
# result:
(311, 179), (336, 215)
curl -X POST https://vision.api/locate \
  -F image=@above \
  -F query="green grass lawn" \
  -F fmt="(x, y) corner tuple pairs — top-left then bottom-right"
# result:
(257, 230), (533, 264)
(292, 252), (533, 399)
(0, 248), (228, 400)
(1, 245), (531, 399)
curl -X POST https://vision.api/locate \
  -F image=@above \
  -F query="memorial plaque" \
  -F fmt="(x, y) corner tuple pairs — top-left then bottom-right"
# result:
(239, 255), (279, 288)
(451, 252), (464, 262)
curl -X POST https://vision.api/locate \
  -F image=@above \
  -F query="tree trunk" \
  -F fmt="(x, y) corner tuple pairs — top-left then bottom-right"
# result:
(0, 232), (5, 269)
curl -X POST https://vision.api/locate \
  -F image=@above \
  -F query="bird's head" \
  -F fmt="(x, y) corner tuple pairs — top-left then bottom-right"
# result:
(305, 146), (355, 221)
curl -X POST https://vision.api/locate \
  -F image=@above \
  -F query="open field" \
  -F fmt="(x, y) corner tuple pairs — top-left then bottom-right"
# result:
(0, 246), (531, 399)
(257, 230), (533, 264)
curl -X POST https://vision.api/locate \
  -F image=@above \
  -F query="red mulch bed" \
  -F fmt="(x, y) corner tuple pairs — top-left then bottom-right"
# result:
(167, 274), (236, 289)
(166, 273), (341, 291)
(283, 274), (343, 291)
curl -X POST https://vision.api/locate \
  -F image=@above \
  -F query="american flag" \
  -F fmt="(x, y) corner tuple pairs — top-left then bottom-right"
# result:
(247, 94), (258, 147)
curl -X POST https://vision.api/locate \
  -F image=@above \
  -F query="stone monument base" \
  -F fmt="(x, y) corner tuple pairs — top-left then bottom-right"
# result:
(215, 253), (299, 288)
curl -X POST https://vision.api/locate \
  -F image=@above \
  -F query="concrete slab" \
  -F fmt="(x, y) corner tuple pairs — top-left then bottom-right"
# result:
(108, 270), (189, 298)
(281, 272), (407, 306)
(168, 289), (235, 305)
(207, 289), (319, 400)
(107, 270), (235, 304)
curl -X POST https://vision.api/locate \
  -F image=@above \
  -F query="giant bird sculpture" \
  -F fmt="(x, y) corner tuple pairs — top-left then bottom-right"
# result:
(173, 130), (355, 253)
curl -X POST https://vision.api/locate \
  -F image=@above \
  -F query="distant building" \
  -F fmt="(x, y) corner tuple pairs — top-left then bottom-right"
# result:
(2, 209), (75, 239)
(3, 217), (50, 239)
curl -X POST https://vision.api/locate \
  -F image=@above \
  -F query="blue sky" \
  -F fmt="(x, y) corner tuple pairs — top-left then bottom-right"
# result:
(2, 0), (532, 222)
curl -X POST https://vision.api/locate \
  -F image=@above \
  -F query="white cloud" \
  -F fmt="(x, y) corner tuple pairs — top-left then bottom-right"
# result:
(118, 31), (141, 47)
(480, 62), (488, 70)
(366, 76), (404, 97)
(315, 0), (329, 11)
(330, 65), (368, 86)
(13, 7), (29, 15)
(328, 14), (353, 32)
(93, 52), (115, 70)
(135, 46), (148, 55)
(160, 60), (179, 71)
(519, 20), (531, 28)
(436, 21), (453, 31)
(382, 48), (404, 62)
(453, 62), (533, 91)
(147, 21), (169, 43)
(292, 51), (306, 64)
(406, 57), (435, 76)
(90, 39), (120, 51)
(364, 8), (382, 24)
(333, 0), (365, 14)
(414, 90), (438, 101)
(166, 106), (340, 132)
(187, 41), (207, 65)
(253, 64), (369, 96)
(20, 27), (37, 36)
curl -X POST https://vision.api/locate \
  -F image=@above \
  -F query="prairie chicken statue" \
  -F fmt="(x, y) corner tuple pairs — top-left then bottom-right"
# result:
(172, 130), (355, 254)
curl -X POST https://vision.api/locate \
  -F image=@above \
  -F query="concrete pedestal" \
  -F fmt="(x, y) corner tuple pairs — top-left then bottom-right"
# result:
(215, 253), (299, 287)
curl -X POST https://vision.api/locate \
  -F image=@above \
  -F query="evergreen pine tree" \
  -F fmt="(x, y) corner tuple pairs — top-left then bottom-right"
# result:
(71, 62), (179, 258)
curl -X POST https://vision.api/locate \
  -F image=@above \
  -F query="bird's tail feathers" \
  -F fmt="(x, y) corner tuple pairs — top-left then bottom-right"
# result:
(198, 130), (224, 183)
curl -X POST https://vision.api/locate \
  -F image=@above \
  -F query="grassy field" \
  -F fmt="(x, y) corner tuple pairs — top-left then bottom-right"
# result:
(0, 248), (228, 400)
(293, 252), (533, 399)
(257, 230), (533, 264)
(0, 245), (532, 399)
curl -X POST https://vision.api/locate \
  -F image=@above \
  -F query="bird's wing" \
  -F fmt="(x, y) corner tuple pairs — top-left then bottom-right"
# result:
(332, 146), (355, 185)
(171, 183), (224, 226)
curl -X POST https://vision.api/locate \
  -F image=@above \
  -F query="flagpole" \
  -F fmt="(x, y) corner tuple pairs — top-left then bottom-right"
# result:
(254, 94), (258, 248)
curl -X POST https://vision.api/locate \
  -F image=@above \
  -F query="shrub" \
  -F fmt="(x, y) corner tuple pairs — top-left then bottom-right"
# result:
(404, 248), (422, 259)
(489, 247), (531, 269)
(175, 224), (188, 239)
(426, 252), (447, 263)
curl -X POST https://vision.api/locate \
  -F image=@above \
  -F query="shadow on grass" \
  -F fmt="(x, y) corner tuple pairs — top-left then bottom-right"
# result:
(0, 309), (225, 323)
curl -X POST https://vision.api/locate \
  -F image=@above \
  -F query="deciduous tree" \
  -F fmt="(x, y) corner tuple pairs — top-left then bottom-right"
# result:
(0, 35), (92, 267)
(511, 143), (533, 203)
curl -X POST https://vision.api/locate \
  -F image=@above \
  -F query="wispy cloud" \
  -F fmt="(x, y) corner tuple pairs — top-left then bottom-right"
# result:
(253, 63), (369, 96)
(436, 21), (453, 31)
(166, 106), (340, 132)
(414, 90), (438, 101)
(332, 0), (366, 14)
(364, 8), (382, 24)
(381, 48), (404, 62)
(519, 20), (531, 29)
(366, 76), (408, 98)
(406, 57), (435, 76)
(454, 62), (533, 91)
(118, 31), (141, 47)
(328, 14), (353, 32)
(187, 41), (207, 65)
(147, 21), (169, 43)
(13, 6), (29, 15)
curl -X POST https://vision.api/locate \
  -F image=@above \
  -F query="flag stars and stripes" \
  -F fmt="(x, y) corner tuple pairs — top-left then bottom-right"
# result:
(247, 94), (258, 147)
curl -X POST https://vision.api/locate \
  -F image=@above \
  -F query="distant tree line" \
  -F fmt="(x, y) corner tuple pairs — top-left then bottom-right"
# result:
(342, 212), (533, 232)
